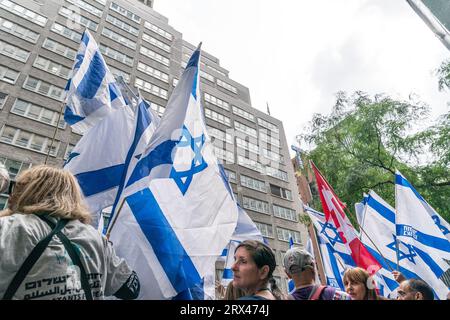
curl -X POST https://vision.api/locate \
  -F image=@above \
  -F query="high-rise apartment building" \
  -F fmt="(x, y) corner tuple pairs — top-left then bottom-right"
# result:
(0, 0), (307, 292)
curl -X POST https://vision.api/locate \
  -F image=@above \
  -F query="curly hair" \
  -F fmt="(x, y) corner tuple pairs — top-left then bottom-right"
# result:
(0, 165), (91, 223)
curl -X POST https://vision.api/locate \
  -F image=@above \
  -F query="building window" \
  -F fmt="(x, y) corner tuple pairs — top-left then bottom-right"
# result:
(237, 155), (264, 173)
(139, 46), (170, 67)
(11, 99), (65, 128)
(59, 7), (98, 31)
(0, 17), (40, 43)
(259, 129), (280, 148)
(42, 38), (76, 60)
(33, 56), (71, 79)
(149, 102), (165, 116)
(134, 78), (167, 99)
(0, 125), (60, 156)
(0, 65), (19, 84)
(242, 196), (269, 215)
(270, 184), (293, 200)
(204, 92), (229, 111)
(236, 137), (259, 154)
(51, 23), (82, 43)
(99, 44), (133, 66)
(265, 166), (288, 182)
(144, 21), (172, 41)
(137, 62), (169, 83)
(22, 76), (65, 101)
(213, 146), (234, 164)
(224, 169), (236, 184)
(262, 148), (283, 163)
(66, 0), (103, 18)
(142, 33), (171, 53)
(109, 2), (141, 24)
(235, 121), (257, 138)
(255, 222), (273, 238)
(0, 0), (47, 26)
(0, 155), (31, 179)
(277, 227), (301, 244)
(217, 79), (237, 94)
(232, 105), (254, 122)
(204, 108), (231, 127)
(0, 40), (30, 62)
(207, 126), (233, 145)
(240, 174), (266, 193)
(273, 204), (298, 222)
(0, 92), (7, 109)
(101, 27), (136, 49)
(258, 118), (279, 134)
(106, 14), (139, 37)
(200, 70), (214, 82)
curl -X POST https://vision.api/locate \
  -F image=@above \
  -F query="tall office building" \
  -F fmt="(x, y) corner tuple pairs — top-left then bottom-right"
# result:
(0, 0), (307, 292)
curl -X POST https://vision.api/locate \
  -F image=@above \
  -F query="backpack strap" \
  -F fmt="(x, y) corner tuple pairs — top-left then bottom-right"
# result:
(308, 285), (327, 300)
(2, 218), (69, 300)
(38, 215), (93, 300)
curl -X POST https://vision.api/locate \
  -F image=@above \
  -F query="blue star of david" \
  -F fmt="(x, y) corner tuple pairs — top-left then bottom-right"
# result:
(386, 234), (417, 264)
(170, 126), (208, 195)
(432, 216), (449, 236)
(318, 220), (343, 246)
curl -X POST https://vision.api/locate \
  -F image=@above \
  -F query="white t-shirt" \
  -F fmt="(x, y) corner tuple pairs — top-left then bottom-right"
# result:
(0, 213), (132, 300)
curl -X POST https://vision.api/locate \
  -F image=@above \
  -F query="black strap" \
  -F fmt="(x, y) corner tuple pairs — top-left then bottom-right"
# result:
(38, 216), (93, 300)
(2, 218), (69, 300)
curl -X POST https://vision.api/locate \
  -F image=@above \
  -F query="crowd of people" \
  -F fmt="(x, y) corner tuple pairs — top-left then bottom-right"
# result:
(0, 164), (448, 300)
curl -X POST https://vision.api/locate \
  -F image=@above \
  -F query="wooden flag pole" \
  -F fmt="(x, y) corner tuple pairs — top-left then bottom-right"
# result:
(105, 196), (127, 240)
(44, 101), (65, 165)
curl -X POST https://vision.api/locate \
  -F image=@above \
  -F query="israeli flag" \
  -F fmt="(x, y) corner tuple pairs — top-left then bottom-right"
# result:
(107, 45), (239, 299)
(64, 30), (125, 134)
(64, 94), (159, 225)
(358, 191), (401, 297)
(304, 206), (352, 289)
(395, 171), (450, 299)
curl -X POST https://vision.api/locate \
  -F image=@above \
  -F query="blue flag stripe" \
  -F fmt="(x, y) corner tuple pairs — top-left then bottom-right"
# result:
(76, 51), (107, 99)
(126, 188), (202, 292)
(396, 224), (450, 252)
(395, 174), (425, 202)
(326, 242), (344, 289)
(75, 164), (125, 197)
(367, 195), (395, 224)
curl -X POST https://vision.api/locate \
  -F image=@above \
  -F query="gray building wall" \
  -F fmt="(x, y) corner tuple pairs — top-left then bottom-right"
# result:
(0, 0), (307, 293)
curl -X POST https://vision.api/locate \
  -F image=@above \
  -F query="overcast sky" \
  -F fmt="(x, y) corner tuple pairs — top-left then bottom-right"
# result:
(154, 0), (449, 153)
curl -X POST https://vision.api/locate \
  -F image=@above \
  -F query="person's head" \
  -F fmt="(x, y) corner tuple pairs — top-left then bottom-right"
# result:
(397, 279), (434, 300)
(223, 280), (245, 300)
(343, 267), (378, 300)
(3, 165), (91, 223)
(283, 247), (316, 286)
(231, 240), (281, 299)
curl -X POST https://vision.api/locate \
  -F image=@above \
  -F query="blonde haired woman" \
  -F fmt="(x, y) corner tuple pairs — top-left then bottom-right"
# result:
(0, 165), (139, 300)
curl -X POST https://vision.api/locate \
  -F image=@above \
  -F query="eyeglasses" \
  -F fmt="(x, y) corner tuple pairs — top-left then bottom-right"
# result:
(8, 180), (15, 195)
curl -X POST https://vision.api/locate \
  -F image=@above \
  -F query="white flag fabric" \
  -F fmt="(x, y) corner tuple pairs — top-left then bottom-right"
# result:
(64, 30), (125, 134)
(64, 98), (158, 223)
(107, 46), (239, 299)
(395, 171), (450, 299)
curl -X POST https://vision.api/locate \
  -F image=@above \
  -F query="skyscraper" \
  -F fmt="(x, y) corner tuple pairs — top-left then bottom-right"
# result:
(0, 0), (307, 292)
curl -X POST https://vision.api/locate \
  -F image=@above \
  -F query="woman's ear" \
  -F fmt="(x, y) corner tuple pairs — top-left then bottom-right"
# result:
(259, 265), (270, 280)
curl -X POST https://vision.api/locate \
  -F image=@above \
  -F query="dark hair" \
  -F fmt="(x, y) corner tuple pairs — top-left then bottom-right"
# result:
(408, 279), (434, 300)
(235, 240), (283, 300)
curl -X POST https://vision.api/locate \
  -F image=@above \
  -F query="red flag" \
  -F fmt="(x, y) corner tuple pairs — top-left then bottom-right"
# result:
(310, 161), (381, 272)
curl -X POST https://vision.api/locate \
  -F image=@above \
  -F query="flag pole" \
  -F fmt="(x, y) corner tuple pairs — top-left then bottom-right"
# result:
(44, 101), (65, 165)
(308, 223), (327, 285)
(106, 196), (127, 240)
(394, 170), (400, 271)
